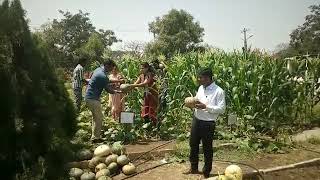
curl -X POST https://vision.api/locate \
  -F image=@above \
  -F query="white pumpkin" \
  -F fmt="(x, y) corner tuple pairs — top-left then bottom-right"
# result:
(80, 172), (95, 180)
(88, 156), (102, 169)
(95, 169), (110, 179)
(94, 145), (111, 157)
(224, 164), (243, 180)
(95, 163), (107, 173)
(122, 163), (136, 175)
(120, 84), (133, 92)
(69, 168), (83, 178)
(184, 97), (198, 108)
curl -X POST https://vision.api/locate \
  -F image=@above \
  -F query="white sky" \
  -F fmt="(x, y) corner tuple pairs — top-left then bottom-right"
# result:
(21, 0), (320, 52)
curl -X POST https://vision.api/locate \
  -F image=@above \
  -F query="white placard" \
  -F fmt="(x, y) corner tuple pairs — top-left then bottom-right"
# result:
(120, 112), (134, 124)
(228, 114), (237, 125)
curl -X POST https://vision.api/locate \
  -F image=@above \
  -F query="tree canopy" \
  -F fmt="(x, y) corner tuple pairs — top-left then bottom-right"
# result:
(36, 10), (120, 69)
(277, 4), (320, 57)
(0, 0), (77, 178)
(145, 9), (204, 58)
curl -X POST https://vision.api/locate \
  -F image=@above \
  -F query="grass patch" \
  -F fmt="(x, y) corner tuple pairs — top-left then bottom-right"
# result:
(172, 140), (256, 162)
(307, 136), (320, 144)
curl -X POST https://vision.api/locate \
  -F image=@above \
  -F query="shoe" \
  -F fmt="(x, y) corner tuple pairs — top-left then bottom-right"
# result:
(183, 169), (200, 175)
(203, 172), (210, 178)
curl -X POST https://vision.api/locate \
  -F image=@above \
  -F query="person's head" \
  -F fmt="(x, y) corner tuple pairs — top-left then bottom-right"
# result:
(140, 62), (151, 74)
(103, 58), (116, 72)
(111, 65), (119, 74)
(78, 57), (87, 67)
(198, 67), (213, 87)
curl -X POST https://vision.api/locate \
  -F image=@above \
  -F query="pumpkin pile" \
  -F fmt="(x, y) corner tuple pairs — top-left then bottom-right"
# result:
(69, 143), (136, 180)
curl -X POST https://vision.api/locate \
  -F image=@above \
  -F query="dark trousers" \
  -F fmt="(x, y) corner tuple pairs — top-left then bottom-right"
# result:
(189, 116), (215, 175)
(73, 87), (82, 112)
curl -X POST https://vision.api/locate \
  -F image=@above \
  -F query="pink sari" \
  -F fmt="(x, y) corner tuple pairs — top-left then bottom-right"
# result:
(108, 73), (124, 120)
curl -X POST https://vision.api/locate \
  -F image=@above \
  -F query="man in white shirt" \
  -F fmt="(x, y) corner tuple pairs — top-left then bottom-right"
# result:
(185, 68), (226, 178)
(72, 57), (88, 112)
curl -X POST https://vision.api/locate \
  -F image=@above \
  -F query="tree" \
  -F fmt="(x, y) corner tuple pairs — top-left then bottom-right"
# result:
(122, 40), (146, 57)
(278, 4), (320, 57)
(0, 0), (77, 178)
(290, 4), (320, 55)
(36, 10), (120, 69)
(145, 9), (204, 58)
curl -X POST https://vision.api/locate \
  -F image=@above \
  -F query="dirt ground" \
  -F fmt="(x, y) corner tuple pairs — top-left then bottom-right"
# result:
(114, 143), (320, 180)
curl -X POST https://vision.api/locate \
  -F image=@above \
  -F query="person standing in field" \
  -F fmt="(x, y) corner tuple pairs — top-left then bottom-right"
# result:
(108, 65), (125, 121)
(184, 68), (226, 178)
(85, 59), (124, 143)
(132, 62), (159, 125)
(72, 57), (88, 112)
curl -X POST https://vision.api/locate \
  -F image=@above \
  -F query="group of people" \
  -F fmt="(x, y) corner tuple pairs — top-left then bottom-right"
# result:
(72, 58), (160, 143)
(72, 57), (226, 178)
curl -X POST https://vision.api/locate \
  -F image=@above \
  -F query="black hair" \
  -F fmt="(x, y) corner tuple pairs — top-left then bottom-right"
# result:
(198, 67), (213, 79)
(103, 58), (116, 67)
(78, 57), (86, 65)
(141, 62), (155, 74)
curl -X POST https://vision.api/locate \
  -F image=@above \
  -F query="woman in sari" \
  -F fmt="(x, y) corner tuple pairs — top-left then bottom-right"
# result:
(108, 66), (125, 121)
(132, 62), (159, 125)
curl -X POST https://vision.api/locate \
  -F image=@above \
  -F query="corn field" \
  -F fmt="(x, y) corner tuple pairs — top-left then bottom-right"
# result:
(79, 51), (320, 142)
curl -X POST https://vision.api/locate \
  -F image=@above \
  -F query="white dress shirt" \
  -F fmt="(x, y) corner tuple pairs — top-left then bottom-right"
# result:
(194, 82), (226, 121)
(72, 64), (84, 89)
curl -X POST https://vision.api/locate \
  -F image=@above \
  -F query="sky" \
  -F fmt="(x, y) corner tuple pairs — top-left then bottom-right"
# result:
(21, 0), (320, 52)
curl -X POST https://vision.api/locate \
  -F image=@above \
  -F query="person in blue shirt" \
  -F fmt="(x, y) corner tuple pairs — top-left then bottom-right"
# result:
(85, 59), (124, 143)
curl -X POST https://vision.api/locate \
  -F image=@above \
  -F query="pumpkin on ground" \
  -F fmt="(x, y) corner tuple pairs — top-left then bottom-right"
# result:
(77, 149), (93, 161)
(117, 155), (129, 166)
(95, 169), (110, 179)
(122, 163), (136, 175)
(80, 172), (95, 180)
(112, 141), (124, 155)
(94, 145), (112, 157)
(108, 162), (119, 174)
(97, 176), (112, 180)
(88, 156), (102, 169)
(224, 164), (243, 180)
(69, 168), (83, 178)
(95, 163), (107, 173)
(105, 154), (118, 166)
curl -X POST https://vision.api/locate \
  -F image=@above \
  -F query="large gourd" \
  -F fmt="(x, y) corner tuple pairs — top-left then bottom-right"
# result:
(117, 155), (129, 166)
(95, 163), (107, 173)
(69, 168), (83, 178)
(97, 176), (112, 180)
(224, 164), (243, 180)
(120, 84), (133, 92)
(112, 141), (124, 155)
(105, 154), (118, 166)
(94, 145), (111, 157)
(184, 97), (198, 108)
(77, 149), (93, 161)
(122, 163), (136, 175)
(108, 162), (119, 174)
(88, 156), (102, 169)
(80, 172), (95, 180)
(95, 169), (110, 179)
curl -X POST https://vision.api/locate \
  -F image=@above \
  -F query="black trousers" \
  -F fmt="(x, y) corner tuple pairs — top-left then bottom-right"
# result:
(189, 116), (215, 175)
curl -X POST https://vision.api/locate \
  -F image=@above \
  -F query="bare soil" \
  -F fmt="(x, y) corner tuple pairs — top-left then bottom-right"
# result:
(114, 143), (320, 180)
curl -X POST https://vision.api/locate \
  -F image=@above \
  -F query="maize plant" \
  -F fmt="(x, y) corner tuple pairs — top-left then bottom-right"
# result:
(85, 51), (320, 141)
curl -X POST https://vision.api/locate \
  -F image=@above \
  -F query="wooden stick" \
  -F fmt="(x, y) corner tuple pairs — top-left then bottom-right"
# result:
(244, 158), (320, 178)
(260, 158), (320, 174)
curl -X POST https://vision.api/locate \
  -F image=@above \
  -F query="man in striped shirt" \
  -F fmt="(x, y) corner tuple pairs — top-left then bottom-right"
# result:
(72, 57), (87, 112)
